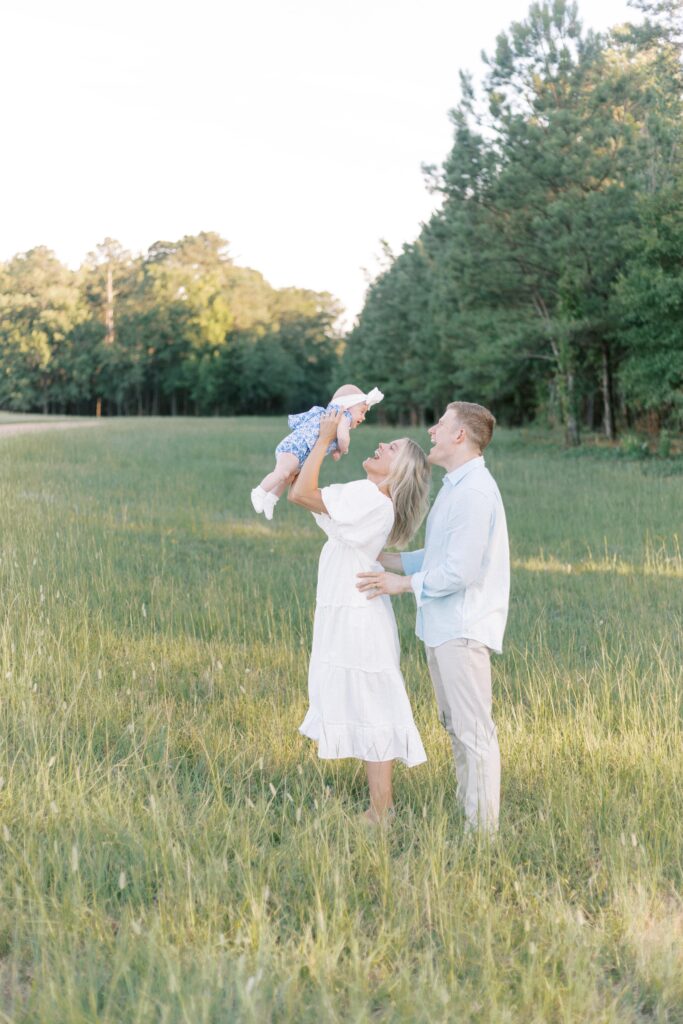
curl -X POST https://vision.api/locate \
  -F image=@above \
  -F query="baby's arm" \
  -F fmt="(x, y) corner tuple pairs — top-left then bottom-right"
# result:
(336, 415), (351, 455)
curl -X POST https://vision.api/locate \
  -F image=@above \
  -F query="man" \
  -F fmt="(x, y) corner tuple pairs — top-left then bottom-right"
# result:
(357, 402), (510, 832)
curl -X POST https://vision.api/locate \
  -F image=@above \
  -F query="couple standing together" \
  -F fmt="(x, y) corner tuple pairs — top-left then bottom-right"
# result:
(288, 400), (510, 833)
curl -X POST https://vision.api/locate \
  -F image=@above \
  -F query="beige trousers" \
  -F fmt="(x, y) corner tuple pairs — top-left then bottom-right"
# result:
(426, 639), (500, 832)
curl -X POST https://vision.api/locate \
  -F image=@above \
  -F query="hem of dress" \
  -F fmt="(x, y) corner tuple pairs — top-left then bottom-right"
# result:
(299, 712), (427, 768)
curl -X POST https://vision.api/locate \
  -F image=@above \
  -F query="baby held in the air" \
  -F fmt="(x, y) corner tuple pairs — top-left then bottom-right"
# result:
(250, 384), (384, 520)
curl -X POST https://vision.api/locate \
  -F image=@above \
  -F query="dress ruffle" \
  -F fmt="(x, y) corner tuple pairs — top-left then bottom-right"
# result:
(299, 710), (427, 767)
(302, 652), (427, 766)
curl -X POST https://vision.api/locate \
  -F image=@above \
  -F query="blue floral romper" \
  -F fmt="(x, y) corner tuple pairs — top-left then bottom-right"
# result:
(275, 403), (353, 467)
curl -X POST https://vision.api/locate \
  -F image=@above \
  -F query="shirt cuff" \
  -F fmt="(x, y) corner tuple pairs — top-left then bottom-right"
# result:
(410, 570), (427, 607)
(401, 549), (424, 575)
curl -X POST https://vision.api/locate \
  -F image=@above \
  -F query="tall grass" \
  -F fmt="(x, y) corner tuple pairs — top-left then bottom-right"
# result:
(0, 418), (681, 1022)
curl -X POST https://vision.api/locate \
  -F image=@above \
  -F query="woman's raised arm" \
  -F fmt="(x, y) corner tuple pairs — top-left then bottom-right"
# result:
(288, 410), (342, 513)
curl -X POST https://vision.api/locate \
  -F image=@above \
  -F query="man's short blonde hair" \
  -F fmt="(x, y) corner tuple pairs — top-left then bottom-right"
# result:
(447, 401), (496, 452)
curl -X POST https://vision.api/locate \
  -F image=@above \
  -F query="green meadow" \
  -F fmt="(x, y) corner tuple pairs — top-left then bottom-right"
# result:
(0, 418), (681, 1023)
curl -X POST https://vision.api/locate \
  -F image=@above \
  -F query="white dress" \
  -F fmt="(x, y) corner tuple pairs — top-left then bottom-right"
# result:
(299, 479), (427, 767)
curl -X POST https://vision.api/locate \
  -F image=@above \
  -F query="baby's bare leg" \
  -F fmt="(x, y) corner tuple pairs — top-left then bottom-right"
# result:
(260, 453), (300, 493)
(272, 465), (300, 497)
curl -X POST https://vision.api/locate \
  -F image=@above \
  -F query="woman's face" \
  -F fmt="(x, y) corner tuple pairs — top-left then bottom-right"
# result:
(363, 438), (406, 480)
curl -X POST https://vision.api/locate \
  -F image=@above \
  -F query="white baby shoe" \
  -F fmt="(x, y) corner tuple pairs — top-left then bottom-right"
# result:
(250, 486), (268, 514)
(262, 493), (279, 521)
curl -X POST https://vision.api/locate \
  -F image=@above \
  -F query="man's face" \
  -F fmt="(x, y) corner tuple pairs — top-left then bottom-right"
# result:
(427, 409), (462, 466)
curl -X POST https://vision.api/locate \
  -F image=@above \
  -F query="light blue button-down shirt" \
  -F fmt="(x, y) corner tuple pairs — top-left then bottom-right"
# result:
(400, 456), (510, 653)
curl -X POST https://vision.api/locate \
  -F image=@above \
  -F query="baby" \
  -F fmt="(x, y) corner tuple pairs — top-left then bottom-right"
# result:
(250, 384), (384, 519)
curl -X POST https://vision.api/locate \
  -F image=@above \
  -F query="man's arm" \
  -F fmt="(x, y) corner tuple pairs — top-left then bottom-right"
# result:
(378, 551), (403, 571)
(358, 491), (491, 602)
(377, 548), (425, 572)
(357, 568), (414, 597)
(358, 549), (422, 593)
(400, 549), (425, 575)
(411, 490), (492, 606)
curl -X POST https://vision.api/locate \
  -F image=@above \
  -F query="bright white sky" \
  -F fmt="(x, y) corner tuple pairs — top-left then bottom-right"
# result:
(1, 0), (635, 325)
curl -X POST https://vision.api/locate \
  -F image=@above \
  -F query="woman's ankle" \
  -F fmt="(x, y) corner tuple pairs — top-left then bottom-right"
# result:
(366, 803), (395, 823)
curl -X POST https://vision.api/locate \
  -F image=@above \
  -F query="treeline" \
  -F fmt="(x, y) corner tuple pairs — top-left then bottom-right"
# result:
(3, 3), (682, 440)
(343, 0), (683, 442)
(0, 233), (341, 416)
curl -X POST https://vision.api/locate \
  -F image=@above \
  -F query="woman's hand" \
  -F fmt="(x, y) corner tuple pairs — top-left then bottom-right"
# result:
(317, 410), (342, 446)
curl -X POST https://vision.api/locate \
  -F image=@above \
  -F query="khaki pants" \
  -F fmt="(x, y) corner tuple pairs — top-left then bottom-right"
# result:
(426, 639), (500, 832)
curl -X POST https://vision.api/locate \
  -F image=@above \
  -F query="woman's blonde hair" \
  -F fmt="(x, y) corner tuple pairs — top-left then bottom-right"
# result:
(384, 439), (431, 549)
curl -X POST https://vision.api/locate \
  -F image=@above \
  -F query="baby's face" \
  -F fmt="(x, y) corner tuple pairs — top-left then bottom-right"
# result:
(350, 402), (368, 427)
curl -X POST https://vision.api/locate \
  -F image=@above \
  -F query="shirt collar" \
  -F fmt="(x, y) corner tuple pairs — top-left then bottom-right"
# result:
(443, 455), (485, 488)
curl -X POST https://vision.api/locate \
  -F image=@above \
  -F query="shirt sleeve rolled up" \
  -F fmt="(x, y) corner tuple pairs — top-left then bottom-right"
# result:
(400, 549), (425, 575)
(410, 489), (494, 607)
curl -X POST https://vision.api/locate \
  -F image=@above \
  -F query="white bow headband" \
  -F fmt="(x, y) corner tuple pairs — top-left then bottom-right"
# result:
(334, 387), (384, 411)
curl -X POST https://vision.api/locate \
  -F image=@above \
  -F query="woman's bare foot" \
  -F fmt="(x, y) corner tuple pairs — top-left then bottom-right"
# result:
(360, 806), (395, 826)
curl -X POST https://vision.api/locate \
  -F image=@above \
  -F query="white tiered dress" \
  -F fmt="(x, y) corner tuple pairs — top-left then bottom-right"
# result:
(299, 479), (427, 767)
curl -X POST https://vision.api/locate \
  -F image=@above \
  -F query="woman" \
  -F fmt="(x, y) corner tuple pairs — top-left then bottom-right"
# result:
(289, 410), (431, 824)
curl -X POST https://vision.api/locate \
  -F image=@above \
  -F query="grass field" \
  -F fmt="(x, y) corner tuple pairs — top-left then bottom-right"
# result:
(0, 413), (89, 426)
(0, 417), (681, 1023)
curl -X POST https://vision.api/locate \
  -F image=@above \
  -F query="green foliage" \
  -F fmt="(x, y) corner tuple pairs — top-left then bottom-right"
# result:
(619, 433), (651, 458)
(0, 234), (342, 416)
(346, 0), (683, 441)
(658, 429), (672, 458)
(613, 185), (683, 425)
(0, 248), (88, 412)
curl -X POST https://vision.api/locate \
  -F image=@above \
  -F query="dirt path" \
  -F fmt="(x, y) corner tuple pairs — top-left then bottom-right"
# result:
(0, 419), (102, 439)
